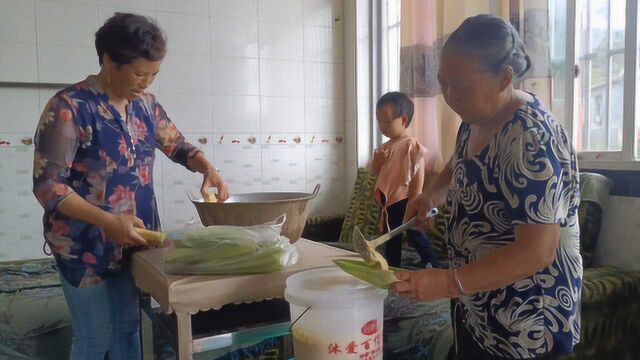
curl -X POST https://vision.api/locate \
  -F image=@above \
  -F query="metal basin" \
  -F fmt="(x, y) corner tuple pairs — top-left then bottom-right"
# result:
(190, 185), (320, 242)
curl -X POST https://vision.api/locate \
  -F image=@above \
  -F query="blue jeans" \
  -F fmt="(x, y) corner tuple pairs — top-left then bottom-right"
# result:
(59, 269), (141, 360)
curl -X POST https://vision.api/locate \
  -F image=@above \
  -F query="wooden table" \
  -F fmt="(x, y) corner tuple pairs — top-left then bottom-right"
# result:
(131, 239), (356, 359)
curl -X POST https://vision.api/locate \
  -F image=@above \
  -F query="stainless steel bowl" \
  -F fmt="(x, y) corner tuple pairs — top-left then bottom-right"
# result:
(189, 185), (320, 242)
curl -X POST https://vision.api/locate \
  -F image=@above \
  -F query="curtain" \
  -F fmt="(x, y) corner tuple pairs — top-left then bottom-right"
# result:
(399, 0), (516, 174)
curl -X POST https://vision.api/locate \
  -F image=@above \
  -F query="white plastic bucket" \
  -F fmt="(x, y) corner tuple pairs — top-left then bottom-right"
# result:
(284, 267), (388, 360)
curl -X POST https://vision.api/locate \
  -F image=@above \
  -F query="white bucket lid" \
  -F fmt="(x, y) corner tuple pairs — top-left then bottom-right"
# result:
(284, 267), (387, 308)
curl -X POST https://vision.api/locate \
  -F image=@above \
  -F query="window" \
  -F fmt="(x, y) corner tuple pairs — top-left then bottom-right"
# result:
(551, 0), (639, 162)
(375, 0), (401, 145)
(576, 0), (625, 151)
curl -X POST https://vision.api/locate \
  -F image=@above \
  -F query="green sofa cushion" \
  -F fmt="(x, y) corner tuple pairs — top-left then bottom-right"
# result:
(339, 168), (382, 244)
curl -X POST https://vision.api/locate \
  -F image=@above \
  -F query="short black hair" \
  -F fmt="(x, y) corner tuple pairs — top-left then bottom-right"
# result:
(95, 13), (167, 67)
(376, 91), (415, 127)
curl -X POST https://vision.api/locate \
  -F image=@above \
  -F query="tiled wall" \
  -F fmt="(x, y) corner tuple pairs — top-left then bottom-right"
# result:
(0, 0), (349, 261)
(582, 169), (640, 271)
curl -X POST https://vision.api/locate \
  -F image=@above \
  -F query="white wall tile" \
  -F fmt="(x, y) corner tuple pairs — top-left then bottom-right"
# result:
(345, 119), (356, 162)
(0, 43), (38, 82)
(259, 23), (303, 60)
(212, 95), (260, 133)
(157, 0), (208, 15)
(38, 86), (64, 110)
(38, 45), (98, 83)
(159, 53), (211, 94)
(264, 179), (306, 192)
(304, 26), (343, 63)
(210, 0), (257, 20)
(303, 0), (343, 27)
(0, 0), (36, 43)
(211, 57), (260, 95)
(260, 59), (303, 97)
(0, 147), (16, 192)
(305, 62), (343, 98)
(596, 196), (640, 270)
(0, 0), (350, 258)
(155, 93), (213, 132)
(210, 19), (259, 58)
(214, 144), (262, 193)
(306, 177), (345, 216)
(258, 0), (302, 24)
(157, 12), (210, 55)
(262, 144), (306, 181)
(305, 97), (344, 133)
(98, 0), (155, 11)
(0, 88), (41, 133)
(36, 0), (98, 47)
(98, 7), (157, 24)
(261, 96), (305, 133)
(306, 143), (344, 180)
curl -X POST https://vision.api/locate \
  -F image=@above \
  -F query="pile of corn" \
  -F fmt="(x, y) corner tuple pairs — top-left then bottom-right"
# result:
(165, 222), (298, 275)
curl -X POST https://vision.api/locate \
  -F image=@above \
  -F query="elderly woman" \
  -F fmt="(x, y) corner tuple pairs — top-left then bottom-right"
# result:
(392, 14), (582, 359)
(32, 13), (228, 359)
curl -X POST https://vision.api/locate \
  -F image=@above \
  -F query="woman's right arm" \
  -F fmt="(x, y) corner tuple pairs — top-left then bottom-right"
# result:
(56, 194), (146, 246)
(33, 96), (145, 246)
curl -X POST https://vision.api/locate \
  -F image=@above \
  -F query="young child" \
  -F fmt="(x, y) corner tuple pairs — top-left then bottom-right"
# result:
(368, 92), (439, 268)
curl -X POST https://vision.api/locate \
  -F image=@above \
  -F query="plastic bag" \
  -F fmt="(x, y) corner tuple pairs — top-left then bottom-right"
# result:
(164, 215), (299, 275)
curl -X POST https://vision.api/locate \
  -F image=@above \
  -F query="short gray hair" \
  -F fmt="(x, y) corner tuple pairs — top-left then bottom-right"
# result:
(442, 14), (531, 79)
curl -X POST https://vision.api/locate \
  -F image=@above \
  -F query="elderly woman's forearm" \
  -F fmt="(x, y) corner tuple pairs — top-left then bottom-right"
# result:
(56, 193), (114, 228)
(187, 151), (216, 174)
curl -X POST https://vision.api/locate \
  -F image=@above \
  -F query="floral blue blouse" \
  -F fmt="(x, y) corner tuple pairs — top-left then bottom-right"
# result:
(446, 95), (582, 357)
(33, 76), (200, 288)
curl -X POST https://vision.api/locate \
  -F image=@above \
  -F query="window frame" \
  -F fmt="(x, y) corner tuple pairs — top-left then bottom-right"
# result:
(565, 0), (639, 163)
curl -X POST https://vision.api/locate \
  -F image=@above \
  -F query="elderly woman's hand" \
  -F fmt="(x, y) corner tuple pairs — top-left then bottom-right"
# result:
(201, 170), (230, 202)
(391, 269), (457, 301)
(404, 193), (437, 229)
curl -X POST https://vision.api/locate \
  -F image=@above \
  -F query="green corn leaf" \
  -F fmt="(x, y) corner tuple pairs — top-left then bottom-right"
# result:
(333, 259), (401, 289)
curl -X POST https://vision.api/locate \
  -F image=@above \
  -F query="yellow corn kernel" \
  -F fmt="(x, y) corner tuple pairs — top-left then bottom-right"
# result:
(135, 228), (166, 245)
(204, 192), (218, 203)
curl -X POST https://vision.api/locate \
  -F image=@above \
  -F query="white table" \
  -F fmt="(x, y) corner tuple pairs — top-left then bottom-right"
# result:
(131, 239), (356, 359)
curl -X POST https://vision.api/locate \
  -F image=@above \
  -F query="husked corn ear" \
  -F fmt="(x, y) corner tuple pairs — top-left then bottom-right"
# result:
(334, 259), (400, 289)
(135, 228), (166, 245)
(203, 192), (217, 203)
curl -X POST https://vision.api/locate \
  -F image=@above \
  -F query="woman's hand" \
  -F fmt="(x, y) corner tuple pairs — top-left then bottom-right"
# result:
(391, 269), (457, 301)
(200, 170), (230, 202)
(101, 214), (148, 246)
(404, 193), (437, 229)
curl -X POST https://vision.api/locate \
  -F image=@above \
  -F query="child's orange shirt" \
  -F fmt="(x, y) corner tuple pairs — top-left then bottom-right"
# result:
(371, 134), (428, 230)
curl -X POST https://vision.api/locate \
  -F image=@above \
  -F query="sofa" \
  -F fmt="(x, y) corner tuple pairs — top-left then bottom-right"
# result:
(302, 168), (640, 359)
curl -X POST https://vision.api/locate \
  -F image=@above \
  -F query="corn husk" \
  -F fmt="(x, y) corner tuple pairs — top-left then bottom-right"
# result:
(333, 259), (400, 289)
(164, 216), (298, 275)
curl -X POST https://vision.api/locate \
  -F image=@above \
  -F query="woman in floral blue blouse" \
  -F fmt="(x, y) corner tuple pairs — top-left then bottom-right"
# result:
(392, 15), (582, 359)
(32, 13), (228, 359)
